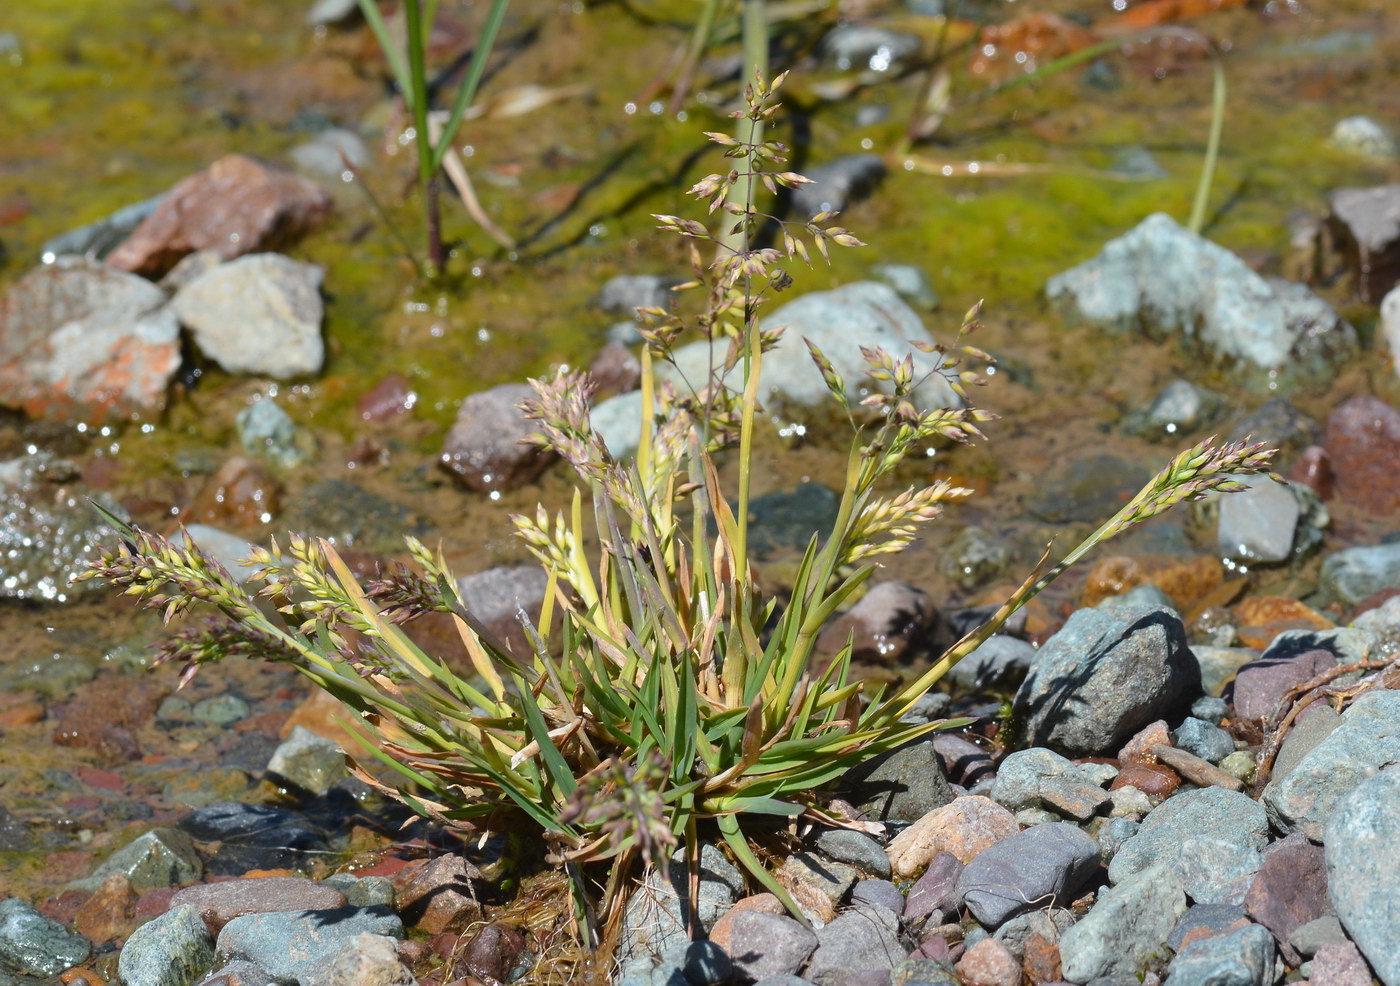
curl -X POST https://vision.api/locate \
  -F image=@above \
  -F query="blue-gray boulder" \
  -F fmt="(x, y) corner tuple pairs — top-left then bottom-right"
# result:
(1162, 922), (1275, 986)
(214, 906), (403, 983)
(117, 904), (214, 986)
(1059, 863), (1187, 983)
(0, 898), (90, 977)
(1324, 763), (1400, 986)
(957, 823), (1100, 927)
(1108, 787), (1268, 887)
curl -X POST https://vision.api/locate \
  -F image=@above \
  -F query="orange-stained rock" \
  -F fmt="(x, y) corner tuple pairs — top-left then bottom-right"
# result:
(1082, 554), (1225, 612)
(886, 796), (1019, 879)
(73, 873), (137, 943)
(970, 13), (1096, 80)
(0, 692), (45, 728)
(1111, 762), (1181, 800)
(1232, 596), (1335, 650)
(107, 155), (331, 278)
(956, 937), (1022, 986)
(1118, 720), (1171, 765)
(186, 456), (281, 530)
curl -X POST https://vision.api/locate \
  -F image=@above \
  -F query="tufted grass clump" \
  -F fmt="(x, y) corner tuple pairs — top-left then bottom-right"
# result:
(78, 72), (1278, 970)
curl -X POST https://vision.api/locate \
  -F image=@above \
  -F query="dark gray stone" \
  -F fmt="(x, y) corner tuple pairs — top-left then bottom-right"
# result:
(73, 827), (202, 892)
(945, 635), (1034, 691)
(1324, 763), (1400, 986)
(1024, 454), (1152, 525)
(804, 904), (904, 985)
(1288, 914), (1346, 958)
(1013, 598), (1201, 757)
(1172, 717), (1235, 764)
(813, 828), (892, 880)
(851, 879), (905, 918)
(596, 274), (683, 316)
(958, 822), (1099, 927)
(118, 904), (214, 986)
(680, 940), (731, 986)
(843, 739), (954, 823)
(1162, 922), (1274, 986)
(1319, 541), (1400, 607)
(1166, 902), (1248, 951)
(1190, 696), (1230, 725)
(0, 898), (90, 977)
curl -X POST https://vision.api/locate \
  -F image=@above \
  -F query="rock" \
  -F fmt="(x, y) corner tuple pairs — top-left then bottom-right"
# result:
(851, 880), (905, 918)
(745, 484), (841, 559)
(596, 274), (683, 316)
(73, 873), (137, 943)
(0, 257), (181, 422)
(178, 526), (261, 583)
(1324, 395), (1400, 515)
(1264, 689), (1400, 840)
(1046, 213), (1356, 376)
(117, 904), (214, 986)
(817, 582), (934, 664)
(1172, 835), (1261, 905)
(1191, 695), (1230, 724)
(1097, 818), (1139, 860)
(904, 851), (963, 923)
(1171, 718), (1234, 764)
(1227, 397), (1320, 455)
(321, 874), (394, 909)
(40, 193), (166, 262)
(236, 399), (312, 469)
(1233, 596), (1335, 650)
(946, 635), (1035, 690)
(939, 527), (1012, 591)
(305, 932), (413, 986)
(0, 897), (90, 977)
(1324, 763), (1400, 985)
(709, 911), (817, 983)
(821, 24), (919, 72)
(188, 457), (281, 530)
(49, 672), (164, 761)
(1290, 444), (1336, 499)
(1229, 647), (1337, 722)
(265, 725), (346, 796)
(195, 960), (277, 986)
(953, 938), (1020, 986)
(870, 263), (939, 310)
(440, 382), (553, 493)
(1124, 379), (1224, 438)
(1108, 787), (1268, 887)
(589, 340), (641, 396)
(170, 877), (346, 935)
(1166, 902), (1249, 951)
(804, 904), (903, 984)
(776, 854), (858, 925)
(931, 735), (996, 789)
(620, 844), (742, 963)
(73, 827), (203, 892)
(214, 906), (403, 984)
(1288, 914), (1346, 958)
(0, 452), (126, 602)
(1243, 834), (1331, 963)
(991, 748), (1111, 821)
(1309, 940), (1373, 986)
(1217, 475), (1301, 564)
(812, 828), (892, 880)
(192, 694), (251, 727)
(843, 738), (955, 823)
(280, 479), (429, 554)
(107, 155), (332, 278)
(173, 254), (325, 378)
(1325, 184), (1400, 302)
(1059, 863), (1186, 983)
(1025, 454), (1152, 525)
(1162, 922), (1274, 986)
(957, 823), (1099, 927)
(1319, 541), (1400, 607)
(1013, 597), (1201, 757)
(178, 802), (329, 876)
(289, 128), (369, 181)
(395, 854), (482, 934)
(308, 0), (361, 27)
(1329, 116), (1398, 161)
(993, 908), (1076, 960)
(454, 564), (550, 659)
(1383, 286), (1400, 382)
(886, 796), (1019, 879)
(791, 154), (887, 218)
(456, 923), (527, 984)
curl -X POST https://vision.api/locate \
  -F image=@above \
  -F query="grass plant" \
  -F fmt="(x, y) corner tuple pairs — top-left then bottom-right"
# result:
(79, 73), (1276, 975)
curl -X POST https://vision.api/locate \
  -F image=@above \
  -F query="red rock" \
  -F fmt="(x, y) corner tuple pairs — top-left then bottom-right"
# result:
(1288, 445), (1334, 499)
(1111, 762), (1180, 800)
(956, 937), (1022, 986)
(0, 692), (45, 728)
(1231, 648), (1337, 722)
(455, 924), (526, 982)
(77, 767), (125, 791)
(1082, 555), (1225, 613)
(818, 582), (935, 665)
(1324, 394), (1400, 514)
(356, 375), (415, 422)
(1118, 720), (1171, 764)
(588, 341), (641, 397)
(74, 873), (137, 943)
(1231, 597), (1334, 650)
(107, 155), (332, 278)
(439, 383), (554, 493)
(38, 889), (92, 926)
(395, 854), (483, 934)
(1023, 932), (1063, 984)
(169, 875), (347, 935)
(134, 885), (181, 921)
(1244, 833), (1331, 964)
(1309, 939), (1372, 986)
(52, 675), (166, 763)
(186, 456), (281, 529)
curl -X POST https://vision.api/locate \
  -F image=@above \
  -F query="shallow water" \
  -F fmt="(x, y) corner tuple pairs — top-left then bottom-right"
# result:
(1, 0), (1398, 908)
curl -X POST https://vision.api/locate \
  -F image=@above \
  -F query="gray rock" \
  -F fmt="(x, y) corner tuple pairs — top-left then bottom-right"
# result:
(178, 525), (262, 583)
(792, 154), (887, 218)
(870, 263), (939, 310)
(1325, 185), (1400, 302)
(279, 479), (428, 554)
(73, 827), (203, 892)
(174, 253), (325, 378)
(1097, 583), (1180, 618)
(813, 828), (892, 880)
(0, 898), (90, 977)
(804, 905), (904, 984)
(1190, 696), (1230, 725)
(620, 845), (742, 963)
(1217, 475), (1301, 564)
(821, 24), (920, 72)
(680, 939), (732, 985)
(1166, 902), (1248, 951)
(750, 979), (819, 986)
(1172, 717), (1235, 764)
(1352, 594), (1400, 654)
(596, 274), (683, 316)
(993, 907), (1076, 959)
(852, 879), (905, 918)
(40, 193), (166, 262)
(1227, 397), (1320, 455)
(455, 564), (551, 660)
(939, 526), (1012, 591)
(946, 635), (1036, 691)
(1025, 454), (1153, 525)
(843, 738), (954, 823)
(817, 581), (934, 665)
(1324, 763), (1400, 985)
(1174, 836), (1262, 906)
(1328, 116), (1398, 161)
(1162, 922), (1274, 986)
(236, 398), (312, 469)
(265, 725), (347, 796)
(1319, 541), (1400, 607)
(304, 932), (414, 986)
(118, 904), (214, 986)
(0, 256), (182, 422)
(289, 128), (369, 181)
(1264, 689), (1400, 840)
(1013, 598), (1201, 757)
(192, 694), (251, 727)
(1124, 379), (1223, 438)
(1046, 213), (1356, 376)
(719, 912), (818, 983)
(1096, 817), (1139, 861)
(1059, 863), (1186, 983)
(957, 823), (1100, 927)
(1193, 646), (1258, 699)
(321, 874), (394, 908)
(214, 906), (404, 984)
(0, 452), (126, 602)
(439, 382), (553, 493)
(1111, 145), (1169, 180)
(991, 748), (1111, 821)
(1288, 914), (1346, 958)
(1108, 787), (1268, 886)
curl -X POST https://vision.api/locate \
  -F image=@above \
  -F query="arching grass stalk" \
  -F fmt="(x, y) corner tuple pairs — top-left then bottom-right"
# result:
(356, 0), (511, 275)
